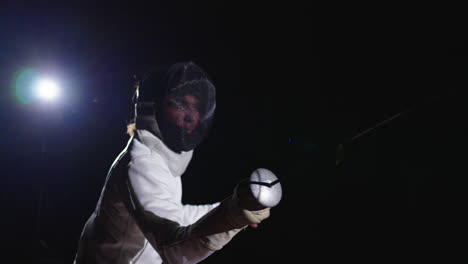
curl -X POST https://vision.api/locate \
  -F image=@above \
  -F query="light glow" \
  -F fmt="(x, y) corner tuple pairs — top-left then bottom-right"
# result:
(36, 78), (60, 101)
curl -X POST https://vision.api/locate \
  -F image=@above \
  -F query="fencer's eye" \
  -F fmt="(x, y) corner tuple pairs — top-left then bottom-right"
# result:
(165, 99), (177, 107)
(170, 100), (184, 109)
(180, 100), (189, 108)
(184, 114), (193, 123)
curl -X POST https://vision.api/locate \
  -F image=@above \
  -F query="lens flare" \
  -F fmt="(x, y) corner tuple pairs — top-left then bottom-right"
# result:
(36, 79), (59, 101)
(13, 67), (61, 104)
(13, 67), (39, 104)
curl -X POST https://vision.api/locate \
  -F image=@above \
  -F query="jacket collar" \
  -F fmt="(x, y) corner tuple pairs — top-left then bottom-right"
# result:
(136, 129), (193, 177)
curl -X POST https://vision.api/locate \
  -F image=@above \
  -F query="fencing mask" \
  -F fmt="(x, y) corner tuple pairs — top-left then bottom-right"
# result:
(135, 62), (216, 153)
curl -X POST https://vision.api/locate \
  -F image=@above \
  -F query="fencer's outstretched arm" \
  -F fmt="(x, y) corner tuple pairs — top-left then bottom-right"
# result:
(180, 203), (220, 226)
(123, 151), (270, 264)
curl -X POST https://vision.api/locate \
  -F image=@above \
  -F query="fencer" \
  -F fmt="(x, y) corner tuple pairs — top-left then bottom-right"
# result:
(73, 62), (281, 264)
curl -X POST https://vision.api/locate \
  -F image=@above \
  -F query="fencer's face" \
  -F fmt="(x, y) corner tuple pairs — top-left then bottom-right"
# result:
(163, 94), (200, 134)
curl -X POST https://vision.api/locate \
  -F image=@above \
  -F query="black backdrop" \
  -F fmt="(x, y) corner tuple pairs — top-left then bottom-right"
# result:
(0, 2), (466, 263)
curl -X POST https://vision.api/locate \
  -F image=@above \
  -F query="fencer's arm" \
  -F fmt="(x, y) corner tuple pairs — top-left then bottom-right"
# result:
(180, 203), (220, 226)
(125, 154), (269, 264)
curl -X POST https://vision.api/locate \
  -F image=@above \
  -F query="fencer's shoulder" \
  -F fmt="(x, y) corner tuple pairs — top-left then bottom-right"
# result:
(128, 138), (173, 180)
(131, 129), (193, 177)
(130, 137), (152, 158)
(130, 137), (167, 163)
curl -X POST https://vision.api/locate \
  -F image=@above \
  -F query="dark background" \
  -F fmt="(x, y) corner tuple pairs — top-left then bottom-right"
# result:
(1, 2), (466, 263)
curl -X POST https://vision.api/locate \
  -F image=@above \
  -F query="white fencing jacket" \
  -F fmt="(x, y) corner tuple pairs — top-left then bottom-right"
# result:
(74, 130), (240, 264)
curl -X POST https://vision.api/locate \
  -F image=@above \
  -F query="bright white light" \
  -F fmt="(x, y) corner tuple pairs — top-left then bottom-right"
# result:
(36, 79), (60, 101)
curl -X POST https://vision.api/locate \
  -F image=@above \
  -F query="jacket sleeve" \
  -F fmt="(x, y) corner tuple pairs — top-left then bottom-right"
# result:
(181, 203), (220, 226)
(125, 154), (240, 264)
